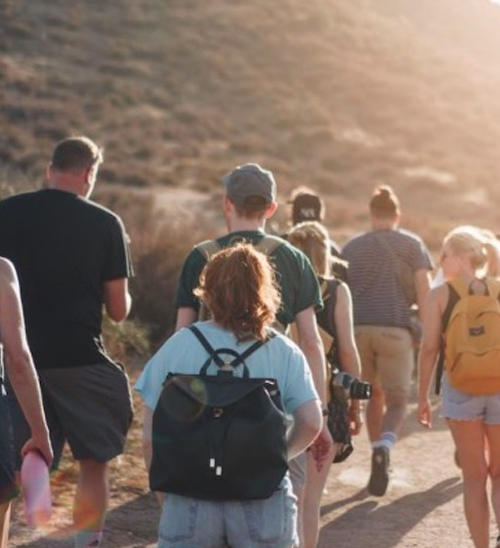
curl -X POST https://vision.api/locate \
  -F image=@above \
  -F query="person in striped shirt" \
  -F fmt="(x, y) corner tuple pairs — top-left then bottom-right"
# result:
(342, 185), (433, 497)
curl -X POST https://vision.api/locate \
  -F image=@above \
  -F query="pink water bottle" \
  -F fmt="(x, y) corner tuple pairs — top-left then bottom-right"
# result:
(21, 450), (52, 526)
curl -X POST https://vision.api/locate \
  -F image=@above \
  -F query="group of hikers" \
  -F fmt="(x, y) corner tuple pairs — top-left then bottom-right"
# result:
(1, 135), (500, 548)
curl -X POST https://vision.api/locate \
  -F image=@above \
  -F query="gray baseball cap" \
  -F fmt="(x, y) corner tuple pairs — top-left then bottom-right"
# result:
(222, 163), (277, 208)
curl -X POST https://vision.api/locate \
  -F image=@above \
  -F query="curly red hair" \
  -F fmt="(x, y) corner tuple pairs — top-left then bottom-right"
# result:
(194, 243), (280, 342)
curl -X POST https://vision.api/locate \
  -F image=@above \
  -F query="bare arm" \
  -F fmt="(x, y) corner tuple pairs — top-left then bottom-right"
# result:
(103, 277), (131, 323)
(294, 307), (327, 405)
(175, 306), (197, 332)
(294, 307), (333, 469)
(415, 268), (432, 322)
(334, 284), (361, 379)
(417, 285), (446, 428)
(0, 259), (53, 464)
(287, 399), (322, 461)
(334, 283), (363, 435)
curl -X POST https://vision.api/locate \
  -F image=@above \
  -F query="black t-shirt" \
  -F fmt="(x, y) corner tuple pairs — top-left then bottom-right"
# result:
(0, 189), (133, 369)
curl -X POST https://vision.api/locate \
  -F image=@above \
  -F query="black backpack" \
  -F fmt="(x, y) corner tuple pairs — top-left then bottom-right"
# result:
(150, 325), (288, 500)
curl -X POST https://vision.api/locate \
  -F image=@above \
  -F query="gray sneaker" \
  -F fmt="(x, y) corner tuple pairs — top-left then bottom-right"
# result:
(368, 447), (390, 496)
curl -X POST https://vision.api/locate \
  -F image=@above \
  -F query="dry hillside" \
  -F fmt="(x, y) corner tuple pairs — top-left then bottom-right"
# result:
(1, 0), (500, 247)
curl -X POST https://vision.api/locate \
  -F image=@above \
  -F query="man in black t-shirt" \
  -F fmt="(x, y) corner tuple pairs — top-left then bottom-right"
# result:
(0, 136), (134, 548)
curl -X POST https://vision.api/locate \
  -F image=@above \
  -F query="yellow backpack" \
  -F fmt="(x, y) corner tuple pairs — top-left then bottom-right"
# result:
(444, 277), (500, 395)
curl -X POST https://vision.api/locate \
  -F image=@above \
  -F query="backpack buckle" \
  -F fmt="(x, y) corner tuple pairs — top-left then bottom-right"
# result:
(213, 407), (224, 418)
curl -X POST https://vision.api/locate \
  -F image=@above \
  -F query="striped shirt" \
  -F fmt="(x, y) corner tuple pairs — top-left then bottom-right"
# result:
(342, 229), (433, 329)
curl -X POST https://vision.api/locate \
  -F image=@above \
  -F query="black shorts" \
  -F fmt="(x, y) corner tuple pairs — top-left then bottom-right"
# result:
(0, 391), (19, 503)
(7, 362), (134, 469)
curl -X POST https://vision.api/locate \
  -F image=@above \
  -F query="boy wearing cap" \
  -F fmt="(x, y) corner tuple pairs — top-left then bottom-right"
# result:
(175, 165), (326, 340)
(174, 163), (333, 544)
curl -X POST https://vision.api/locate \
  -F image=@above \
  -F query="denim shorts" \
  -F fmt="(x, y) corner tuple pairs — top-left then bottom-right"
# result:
(441, 374), (500, 424)
(157, 475), (297, 548)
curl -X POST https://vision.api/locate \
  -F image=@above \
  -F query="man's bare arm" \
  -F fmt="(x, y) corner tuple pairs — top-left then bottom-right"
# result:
(103, 278), (131, 322)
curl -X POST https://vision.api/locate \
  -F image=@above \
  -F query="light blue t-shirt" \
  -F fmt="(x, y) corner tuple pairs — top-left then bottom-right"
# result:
(135, 321), (319, 415)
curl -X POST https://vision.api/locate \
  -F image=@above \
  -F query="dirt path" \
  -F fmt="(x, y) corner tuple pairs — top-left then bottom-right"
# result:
(8, 381), (486, 548)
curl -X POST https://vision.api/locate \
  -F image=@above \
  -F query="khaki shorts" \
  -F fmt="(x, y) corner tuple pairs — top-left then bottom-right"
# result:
(354, 325), (414, 397)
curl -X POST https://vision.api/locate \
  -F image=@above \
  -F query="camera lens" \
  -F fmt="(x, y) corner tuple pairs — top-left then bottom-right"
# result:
(332, 371), (372, 400)
(349, 379), (372, 400)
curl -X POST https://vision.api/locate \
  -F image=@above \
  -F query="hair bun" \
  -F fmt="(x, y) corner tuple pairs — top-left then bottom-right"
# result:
(370, 185), (400, 216)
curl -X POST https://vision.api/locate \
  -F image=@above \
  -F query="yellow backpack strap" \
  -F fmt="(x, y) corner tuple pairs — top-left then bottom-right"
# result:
(195, 239), (222, 261)
(448, 277), (469, 299)
(487, 278), (500, 300)
(256, 235), (284, 255)
(449, 277), (500, 300)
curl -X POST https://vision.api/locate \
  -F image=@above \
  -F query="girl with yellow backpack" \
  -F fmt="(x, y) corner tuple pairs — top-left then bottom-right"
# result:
(418, 225), (500, 548)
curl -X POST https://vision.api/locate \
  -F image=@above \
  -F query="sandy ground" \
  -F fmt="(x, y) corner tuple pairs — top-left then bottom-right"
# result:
(8, 376), (493, 548)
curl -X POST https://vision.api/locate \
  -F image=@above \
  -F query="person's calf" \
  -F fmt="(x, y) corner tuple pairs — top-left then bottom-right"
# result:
(365, 386), (385, 442)
(0, 502), (12, 548)
(74, 460), (109, 539)
(382, 393), (408, 437)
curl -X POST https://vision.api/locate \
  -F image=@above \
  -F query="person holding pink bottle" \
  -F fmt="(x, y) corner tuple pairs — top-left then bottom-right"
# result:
(0, 257), (53, 548)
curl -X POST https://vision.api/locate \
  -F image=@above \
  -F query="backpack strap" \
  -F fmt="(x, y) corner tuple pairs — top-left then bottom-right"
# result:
(316, 278), (338, 336)
(256, 235), (284, 255)
(229, 333), (276, 367)
(446, 277), (480, 299)
(440, 283), (460, 330)
(435, 282), (461, 395)
(196, 235), (284, 263)
(194, 236), (285, 326)
(189, 325), (275, 378)
(447, 277), (469, 298)
(325, 278), (339, 337)
(316, 277), (340, 366)
(448, 276), (497, 298)
(487, 278), (500, 300)
(195, 239), (222, 261)
(325, 278), (340, 367)
(189, 325), (226, 367)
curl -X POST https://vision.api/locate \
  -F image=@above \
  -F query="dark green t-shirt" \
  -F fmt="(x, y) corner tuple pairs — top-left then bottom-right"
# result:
(175, 230), (322, 328)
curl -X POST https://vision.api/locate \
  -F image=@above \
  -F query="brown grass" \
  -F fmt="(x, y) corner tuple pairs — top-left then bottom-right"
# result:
(2, 0), (500, 338)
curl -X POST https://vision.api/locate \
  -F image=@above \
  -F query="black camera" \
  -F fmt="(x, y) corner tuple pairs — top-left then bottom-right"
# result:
(332, 370), (372, 400)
